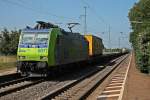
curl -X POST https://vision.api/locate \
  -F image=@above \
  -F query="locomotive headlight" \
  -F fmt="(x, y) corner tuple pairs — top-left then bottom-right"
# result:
(19, 56), (25, 59)
(40, 56), (47, 60)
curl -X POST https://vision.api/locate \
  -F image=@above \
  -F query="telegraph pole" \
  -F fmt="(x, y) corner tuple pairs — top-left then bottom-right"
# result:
(84, 6), (87, 34)
(108, 25), (111, 48)
(79, 6), (87, 34)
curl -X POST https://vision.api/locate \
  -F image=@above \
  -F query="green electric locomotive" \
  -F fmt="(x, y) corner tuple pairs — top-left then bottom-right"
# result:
(17, 21), (89, 76)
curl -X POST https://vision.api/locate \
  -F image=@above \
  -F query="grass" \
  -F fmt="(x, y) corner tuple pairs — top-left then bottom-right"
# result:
(0, 56), (16, 70)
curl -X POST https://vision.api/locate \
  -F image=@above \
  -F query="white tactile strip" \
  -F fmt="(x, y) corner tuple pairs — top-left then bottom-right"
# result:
(97, 54), (132, 100)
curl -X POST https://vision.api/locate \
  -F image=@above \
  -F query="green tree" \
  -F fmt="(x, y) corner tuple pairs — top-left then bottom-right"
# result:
(128, 0), (150, 74)
(0, 28), (20, 55)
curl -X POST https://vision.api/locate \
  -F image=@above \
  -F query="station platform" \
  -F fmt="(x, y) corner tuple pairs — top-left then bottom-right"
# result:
(122, 53), (150, 100)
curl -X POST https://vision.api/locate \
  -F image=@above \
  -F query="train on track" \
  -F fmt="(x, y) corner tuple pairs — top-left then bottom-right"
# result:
(16, 21), (104, 77)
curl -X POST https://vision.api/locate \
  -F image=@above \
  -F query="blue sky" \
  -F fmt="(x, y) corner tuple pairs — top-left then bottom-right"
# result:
(0, 0), (138, 48)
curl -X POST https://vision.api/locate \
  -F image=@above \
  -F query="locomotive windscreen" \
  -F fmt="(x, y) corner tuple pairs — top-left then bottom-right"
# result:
(35, 33), (48, 44)
(19, 32), (49, 48)
(21, 33), (35, 44)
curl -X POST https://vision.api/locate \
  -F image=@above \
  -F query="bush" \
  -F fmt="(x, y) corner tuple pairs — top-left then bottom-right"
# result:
(0, 28), (20, 55)
(129, 0), (150, 74)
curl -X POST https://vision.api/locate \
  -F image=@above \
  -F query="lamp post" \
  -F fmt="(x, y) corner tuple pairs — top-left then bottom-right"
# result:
(130, 21), (143, 24)
(118, 37), (120, 48)
(118, 32), (123, 48)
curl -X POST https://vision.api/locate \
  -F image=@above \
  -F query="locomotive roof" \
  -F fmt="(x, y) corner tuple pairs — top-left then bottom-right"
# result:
(84, 34), (102, 40)
(22, 29), (51, 33)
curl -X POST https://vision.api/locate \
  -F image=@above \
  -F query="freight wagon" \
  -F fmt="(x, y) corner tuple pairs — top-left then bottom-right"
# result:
(84, 35), (104, 57)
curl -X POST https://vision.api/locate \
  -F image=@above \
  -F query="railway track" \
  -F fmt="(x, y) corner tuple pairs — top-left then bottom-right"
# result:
(0, 77), (44, 97)
(41, 54), (129, 100)
(0, 62), (106, 100)
(96, 53), (132, 100)
(0, 54), (128, 100)
(0, 73), (21, 84)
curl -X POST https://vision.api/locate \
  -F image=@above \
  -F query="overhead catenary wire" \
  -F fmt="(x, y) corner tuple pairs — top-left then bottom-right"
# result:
(1, 0), (77, 21)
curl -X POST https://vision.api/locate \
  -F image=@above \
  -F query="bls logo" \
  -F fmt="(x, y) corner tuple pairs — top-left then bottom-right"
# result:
(38, 49), (47, 53)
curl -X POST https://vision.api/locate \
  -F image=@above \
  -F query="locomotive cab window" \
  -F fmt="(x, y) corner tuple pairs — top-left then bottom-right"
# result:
(35, 33), (49, 44)
(20, 32), (49, 44)
(21, 33), (35, 44)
